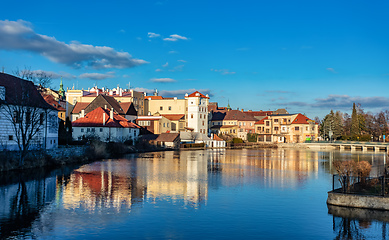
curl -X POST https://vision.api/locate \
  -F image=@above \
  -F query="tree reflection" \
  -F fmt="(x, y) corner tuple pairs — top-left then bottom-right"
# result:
(0, 167), (76, 239)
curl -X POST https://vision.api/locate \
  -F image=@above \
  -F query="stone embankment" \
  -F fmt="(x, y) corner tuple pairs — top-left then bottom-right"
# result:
(327, 191), (389, 211)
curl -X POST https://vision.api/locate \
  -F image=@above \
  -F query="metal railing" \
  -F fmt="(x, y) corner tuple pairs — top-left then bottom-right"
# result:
(332, 174), (389, 197)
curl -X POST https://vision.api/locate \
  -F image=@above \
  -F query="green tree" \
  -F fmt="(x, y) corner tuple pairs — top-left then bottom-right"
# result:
(351, 103), (360, 138)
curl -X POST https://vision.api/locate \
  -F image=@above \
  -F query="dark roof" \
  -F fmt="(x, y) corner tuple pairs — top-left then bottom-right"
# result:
(211, 111), (226, 121)
(84, 94), (124, 115)
(0, 73), (56, 110)
(120, 102), (137, 116)
(156, 133), (180, 142)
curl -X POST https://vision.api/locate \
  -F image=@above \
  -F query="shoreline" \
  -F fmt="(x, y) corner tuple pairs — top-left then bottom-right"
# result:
(1, 142), (386, 173)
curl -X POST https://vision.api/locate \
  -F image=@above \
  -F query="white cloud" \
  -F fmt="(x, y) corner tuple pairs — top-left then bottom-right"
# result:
(168, 50), (178, 54)
(163, 37), (178, 41)
(326, 68), (337, 73)
(150, 78), (176, 83)
(0, 20), (147, 69)
(162, 62), (169, 68)
(211, 69), (236, 75)
(170, 34), (188, 40)
(155, 69), (163, 72)
(148, 32), (161, 38)
(178, 60), (186, 62)
(280, 95), (389, 110)
(79, 72), (115, 80)
(163, 34), (188, 41)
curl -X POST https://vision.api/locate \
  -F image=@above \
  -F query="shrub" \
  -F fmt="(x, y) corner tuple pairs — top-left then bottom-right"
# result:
(232, 138), (243, 143)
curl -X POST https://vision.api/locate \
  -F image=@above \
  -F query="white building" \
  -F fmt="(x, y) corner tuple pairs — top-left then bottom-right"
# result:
(185, 91), (209, 134)
(72, 107), (140, 143)
(0, 73), (58, 151)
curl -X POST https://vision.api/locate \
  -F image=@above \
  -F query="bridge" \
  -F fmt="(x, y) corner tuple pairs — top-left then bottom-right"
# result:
(312, 141), (389, 153)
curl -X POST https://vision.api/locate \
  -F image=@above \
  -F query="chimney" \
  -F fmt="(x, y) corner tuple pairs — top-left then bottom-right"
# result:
(120, 88), (123, 96)
(104, 105), (107, 109)
(81, 109), (85, 118)
(96, 89), (99, 96)
(103, 112), (106, 125)
(241, 109), (244, 112)
(110, 108), (114, 120)
(109, 90), (113, 96)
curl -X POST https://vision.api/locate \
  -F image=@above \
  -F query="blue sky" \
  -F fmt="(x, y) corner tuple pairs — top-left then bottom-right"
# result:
(0, 0), (388, 119)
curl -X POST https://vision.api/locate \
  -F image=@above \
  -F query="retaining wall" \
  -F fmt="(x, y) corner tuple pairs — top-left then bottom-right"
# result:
(327, 191), (389, 210)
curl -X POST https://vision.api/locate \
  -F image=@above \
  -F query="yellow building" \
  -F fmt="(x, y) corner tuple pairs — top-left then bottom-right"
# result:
(255, 113), (318, 143)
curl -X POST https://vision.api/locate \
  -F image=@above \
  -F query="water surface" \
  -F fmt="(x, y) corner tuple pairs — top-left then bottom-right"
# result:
(1, 148), (388, 239)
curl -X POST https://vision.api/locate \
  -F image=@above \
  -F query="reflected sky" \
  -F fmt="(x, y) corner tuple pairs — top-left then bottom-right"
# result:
(0, 149), (388, 239)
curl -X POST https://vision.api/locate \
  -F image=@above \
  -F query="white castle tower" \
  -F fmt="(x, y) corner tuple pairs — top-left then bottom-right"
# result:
(185, 91), (209, 134)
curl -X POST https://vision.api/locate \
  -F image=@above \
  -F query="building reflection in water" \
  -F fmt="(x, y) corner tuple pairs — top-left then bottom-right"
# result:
(208, 148), (319, 189)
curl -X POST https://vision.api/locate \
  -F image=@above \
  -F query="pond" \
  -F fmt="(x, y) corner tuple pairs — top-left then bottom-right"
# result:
(0, 148), (388, 239)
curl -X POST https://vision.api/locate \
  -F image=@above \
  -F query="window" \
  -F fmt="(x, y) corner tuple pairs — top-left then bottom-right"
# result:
(250, 123), (252, 126)
(239, 122), (241, 126)
(274, 119), (278, 123)
(163, 123), (166, 127)
(274, 127), (279, 131)
(92, 128), (95, 132)
(266, 121), (270, 126)
(8, 135), (13, 141)
(312, 126), (315, 131)
(100, 128), (103, 132)
(243, 122), (246, 126)
(191, 114), (193, 118)
(168, 106), (172, 110)
(257, 127), (260, 131)
(306, 127), (308, 131)
(87, 128), (90, 132)
(266, 129), (270, 133)
(81, 128), (84, 132)
(54, 140), (56, 144)
(200, 114), (202, 119)
(202, 121), (205, 126)
(160, 106), (163, 111)
(295, 126), (300, 131)
(167, 123), (169, 127)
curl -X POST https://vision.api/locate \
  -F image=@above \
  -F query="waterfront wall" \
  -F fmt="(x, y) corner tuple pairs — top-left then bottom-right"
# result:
(327, 191), (389, 210)
(0, 146), (89, 172)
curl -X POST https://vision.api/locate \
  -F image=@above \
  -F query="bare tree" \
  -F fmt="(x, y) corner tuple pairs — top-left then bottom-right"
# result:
(0, 73), (56, 166)
(13, 67), (52, 88)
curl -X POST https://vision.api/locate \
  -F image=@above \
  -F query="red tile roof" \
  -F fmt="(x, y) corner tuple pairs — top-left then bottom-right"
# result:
(291, 113), (315, 124)
(72, 102), (90, 114)
(255, 116), (268, 125)
(213, 134), (224, 141)
(72, 107), (140, 128)
(223, 110), (257, 121)
(161, 114), (185, 121)
(144, 96), (163, 100)
(244, 111), (272, 117)
(43, 95), (65, 111)
(186, 91), (209, 99)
